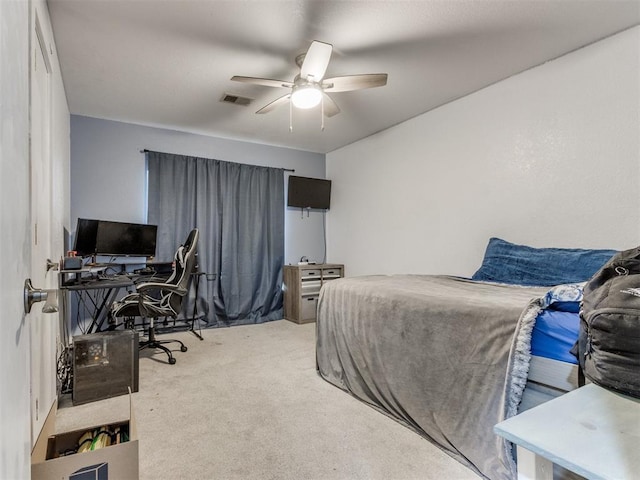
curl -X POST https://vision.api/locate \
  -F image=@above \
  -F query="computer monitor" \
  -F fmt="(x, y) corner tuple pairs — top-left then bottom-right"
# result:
(73, 218), (99, 257)
(95, 220), (157, 257)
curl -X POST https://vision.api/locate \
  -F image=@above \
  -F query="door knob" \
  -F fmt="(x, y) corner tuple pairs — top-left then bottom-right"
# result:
(23, 279), (58, 314)
(46, 258), (59, 271)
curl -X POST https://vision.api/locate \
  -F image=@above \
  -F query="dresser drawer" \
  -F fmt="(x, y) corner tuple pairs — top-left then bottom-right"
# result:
(300, 268), (321, 279)
(301, 280), (322, 295)
(322, 267), (343, 280)
(300, 295), (319, 320)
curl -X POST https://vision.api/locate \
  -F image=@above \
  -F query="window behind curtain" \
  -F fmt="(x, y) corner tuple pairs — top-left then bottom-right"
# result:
(147, 151), (285, 327)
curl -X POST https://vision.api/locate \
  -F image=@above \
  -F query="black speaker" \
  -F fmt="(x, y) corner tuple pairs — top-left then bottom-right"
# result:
(72, 330), (139, 405)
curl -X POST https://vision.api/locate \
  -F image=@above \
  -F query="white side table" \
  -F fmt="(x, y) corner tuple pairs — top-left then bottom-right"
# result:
(494, 383), (640, 480)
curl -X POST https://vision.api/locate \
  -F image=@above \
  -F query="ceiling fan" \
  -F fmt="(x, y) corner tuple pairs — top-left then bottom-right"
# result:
(231, 41), (388, 122)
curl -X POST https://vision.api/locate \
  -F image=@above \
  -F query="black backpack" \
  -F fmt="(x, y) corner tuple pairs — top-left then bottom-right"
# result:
(572, 246), (640, 398)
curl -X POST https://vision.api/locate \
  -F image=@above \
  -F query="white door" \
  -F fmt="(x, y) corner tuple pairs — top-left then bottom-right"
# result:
(30, 12), (57, 446)
(0, 1), (33, 476)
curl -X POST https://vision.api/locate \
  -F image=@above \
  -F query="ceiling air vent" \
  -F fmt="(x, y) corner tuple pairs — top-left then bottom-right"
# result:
(220, 93), (253, 106)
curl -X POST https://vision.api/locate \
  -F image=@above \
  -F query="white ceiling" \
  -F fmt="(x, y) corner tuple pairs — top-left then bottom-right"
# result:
(47, 0), (640, 154)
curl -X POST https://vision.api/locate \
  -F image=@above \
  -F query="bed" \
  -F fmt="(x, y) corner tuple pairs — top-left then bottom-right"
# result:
(315, 238), (616, 480)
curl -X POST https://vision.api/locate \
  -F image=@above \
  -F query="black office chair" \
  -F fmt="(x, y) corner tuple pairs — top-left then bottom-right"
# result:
(111, 228), (199, 364)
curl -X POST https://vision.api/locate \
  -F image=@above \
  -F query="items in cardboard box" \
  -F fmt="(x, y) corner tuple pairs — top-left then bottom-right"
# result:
(59, 424), (130, 456)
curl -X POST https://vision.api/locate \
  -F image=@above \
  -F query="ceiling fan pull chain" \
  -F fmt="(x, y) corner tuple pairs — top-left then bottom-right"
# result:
(289, 98), (293, 133)
(321, 95), (325, 131)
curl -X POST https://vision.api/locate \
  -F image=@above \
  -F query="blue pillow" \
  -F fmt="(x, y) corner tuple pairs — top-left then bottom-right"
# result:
(471, 237), (617, 286)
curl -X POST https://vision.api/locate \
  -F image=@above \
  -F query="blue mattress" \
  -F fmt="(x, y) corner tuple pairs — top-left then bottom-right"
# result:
(531, 309), (579, 364)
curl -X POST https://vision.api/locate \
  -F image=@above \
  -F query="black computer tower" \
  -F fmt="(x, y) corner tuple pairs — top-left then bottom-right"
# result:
(72, 330), (139, 405)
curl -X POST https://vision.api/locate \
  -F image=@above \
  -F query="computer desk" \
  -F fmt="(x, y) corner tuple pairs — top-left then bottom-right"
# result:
(60, 270), (135, 334)
(60, 267), (208, 338)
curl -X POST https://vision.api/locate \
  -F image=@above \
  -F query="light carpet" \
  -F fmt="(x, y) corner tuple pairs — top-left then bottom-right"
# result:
(56, 320), (479, 480)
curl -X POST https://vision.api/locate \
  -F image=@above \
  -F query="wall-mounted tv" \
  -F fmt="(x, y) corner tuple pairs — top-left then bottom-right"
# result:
(95, 220), (158, 257)
(287, 175), (331, 210)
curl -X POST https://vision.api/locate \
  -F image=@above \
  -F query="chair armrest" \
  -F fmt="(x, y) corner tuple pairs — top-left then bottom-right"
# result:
(135, 281), (168, 292)
(136, 281), (187, 296)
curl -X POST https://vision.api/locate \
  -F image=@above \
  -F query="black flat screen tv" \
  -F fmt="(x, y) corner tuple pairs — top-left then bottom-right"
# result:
(95, 220), (158, 257)
(73, 218), (99, 257)
(287, 175), (331, 210)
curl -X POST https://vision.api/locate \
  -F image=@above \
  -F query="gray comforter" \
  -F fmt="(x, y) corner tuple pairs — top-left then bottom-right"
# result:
(316, 275), (546, 480)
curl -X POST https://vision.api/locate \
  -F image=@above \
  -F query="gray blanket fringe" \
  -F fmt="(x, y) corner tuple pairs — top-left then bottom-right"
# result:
(501, 296), (544, 475)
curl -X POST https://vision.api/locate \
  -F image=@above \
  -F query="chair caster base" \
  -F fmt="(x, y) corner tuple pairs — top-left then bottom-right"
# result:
(140, 336), (184, 365)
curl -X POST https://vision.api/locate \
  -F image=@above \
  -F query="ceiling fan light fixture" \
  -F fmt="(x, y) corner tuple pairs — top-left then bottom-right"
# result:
(291, 84), (322, 109)
(231, 40), (388, 121)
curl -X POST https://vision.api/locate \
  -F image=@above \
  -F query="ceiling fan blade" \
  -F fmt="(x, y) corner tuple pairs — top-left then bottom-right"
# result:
(300, 41), (332, 82)
(322, 73), (388, 93)
(256, 94), (291, 114)
(231, 76), (293, 89)
(322, 94), (340, 118)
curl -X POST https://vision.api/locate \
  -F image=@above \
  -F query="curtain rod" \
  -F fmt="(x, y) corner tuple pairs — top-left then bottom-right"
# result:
(140, 149), (295, 172)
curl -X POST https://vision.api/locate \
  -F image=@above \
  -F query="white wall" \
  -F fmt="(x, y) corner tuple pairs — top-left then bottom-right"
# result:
(327, 26), (640, 278)
(70, 116), (326, 265)
(31, 0), (71, 446)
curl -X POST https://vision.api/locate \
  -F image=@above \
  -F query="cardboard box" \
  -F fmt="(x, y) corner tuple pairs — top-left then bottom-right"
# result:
(32, 391), (138, 480)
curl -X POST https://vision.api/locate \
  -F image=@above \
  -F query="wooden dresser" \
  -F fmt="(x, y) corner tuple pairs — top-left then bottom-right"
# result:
(283, 263), (344, 324)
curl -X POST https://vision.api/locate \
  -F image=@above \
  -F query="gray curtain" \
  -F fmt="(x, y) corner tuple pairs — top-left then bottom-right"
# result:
(147, 151), (285, 326)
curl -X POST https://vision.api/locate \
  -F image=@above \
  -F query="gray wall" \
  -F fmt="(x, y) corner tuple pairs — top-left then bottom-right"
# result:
(70, 115), (326, 265)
